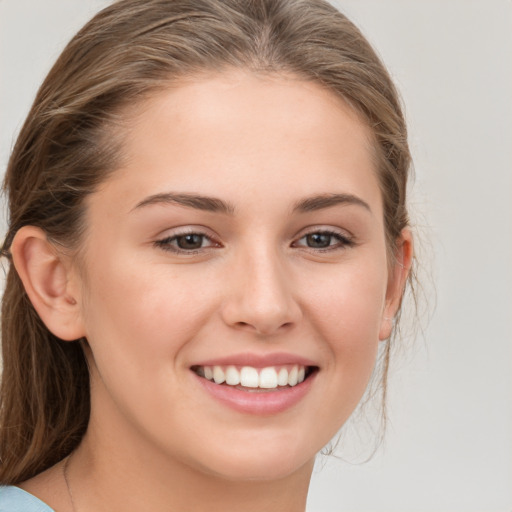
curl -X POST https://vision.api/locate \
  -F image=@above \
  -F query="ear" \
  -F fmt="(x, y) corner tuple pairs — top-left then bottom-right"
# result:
(379, 228), (414, 341)
(10, 226), (86, 341)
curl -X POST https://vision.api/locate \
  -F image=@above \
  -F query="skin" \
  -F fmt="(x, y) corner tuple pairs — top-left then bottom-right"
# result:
(14, 70), (411, 512)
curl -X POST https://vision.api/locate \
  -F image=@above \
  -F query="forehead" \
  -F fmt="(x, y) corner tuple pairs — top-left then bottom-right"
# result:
(92, 70), (382, 217)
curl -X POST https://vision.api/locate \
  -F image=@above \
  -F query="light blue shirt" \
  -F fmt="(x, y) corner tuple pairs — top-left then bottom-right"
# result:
(0, 486), (54, 512)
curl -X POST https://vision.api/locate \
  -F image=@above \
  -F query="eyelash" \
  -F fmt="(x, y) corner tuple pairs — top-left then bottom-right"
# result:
(154, 229), (354, 255)
(293, 230), (354, 252)
(154, 230), (219, 254)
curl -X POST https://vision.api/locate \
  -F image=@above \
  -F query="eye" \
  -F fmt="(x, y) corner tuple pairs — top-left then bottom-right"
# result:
(174, 233), (207, 250)
(294, 230), (353, 251)
(154, 231), (219, 253)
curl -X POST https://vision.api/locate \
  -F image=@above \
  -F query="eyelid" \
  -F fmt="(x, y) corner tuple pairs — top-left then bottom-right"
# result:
(294, 224), (354, 239)
(292, 226), (355, 250)
(153, 226), (222, 254)
(152, 224), (354, 255)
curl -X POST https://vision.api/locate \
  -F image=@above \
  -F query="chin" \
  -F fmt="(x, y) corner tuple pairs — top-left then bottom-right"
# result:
(205, 454), (314, 483)
(189, 432), (318, 483)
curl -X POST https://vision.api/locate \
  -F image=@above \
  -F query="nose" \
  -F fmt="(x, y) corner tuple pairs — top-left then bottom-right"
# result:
(220, 248), (302, 336)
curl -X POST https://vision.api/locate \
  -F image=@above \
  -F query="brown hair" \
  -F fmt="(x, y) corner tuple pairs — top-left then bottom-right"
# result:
(0, 0), (412, 483)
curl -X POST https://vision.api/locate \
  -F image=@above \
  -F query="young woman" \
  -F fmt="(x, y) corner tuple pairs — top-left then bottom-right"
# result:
(0, 0), (414, 510)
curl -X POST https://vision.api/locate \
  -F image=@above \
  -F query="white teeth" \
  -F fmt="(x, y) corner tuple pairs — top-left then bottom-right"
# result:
(225, 365), (240, 385)
(213, 366), (225, 384)
(277, 367), (289, 386)
(288, 365), (298, 386)
(259, 367), (278, 389)
(240, 366), (259, 388)
(199, 364), (310, 389)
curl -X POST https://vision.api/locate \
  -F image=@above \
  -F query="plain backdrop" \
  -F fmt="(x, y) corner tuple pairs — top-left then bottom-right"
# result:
(1, 1), (511, 511)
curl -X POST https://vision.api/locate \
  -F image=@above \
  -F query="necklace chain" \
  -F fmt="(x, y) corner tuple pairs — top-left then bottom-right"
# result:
(63, 454), (77, 512)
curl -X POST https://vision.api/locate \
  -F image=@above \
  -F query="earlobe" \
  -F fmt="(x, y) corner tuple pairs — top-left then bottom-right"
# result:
(379, 228), (414, 341)
(10, 226), (85, 341)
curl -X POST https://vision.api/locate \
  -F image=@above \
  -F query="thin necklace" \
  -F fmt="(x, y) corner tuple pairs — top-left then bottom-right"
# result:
(63, 454), (77, 512)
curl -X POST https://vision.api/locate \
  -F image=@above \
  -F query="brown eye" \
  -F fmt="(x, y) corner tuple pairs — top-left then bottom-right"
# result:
(294, 230), (354, 251)
(176, 234), (205, 250)
(305, 233), (333, 248)
(155, 231), (218, 253)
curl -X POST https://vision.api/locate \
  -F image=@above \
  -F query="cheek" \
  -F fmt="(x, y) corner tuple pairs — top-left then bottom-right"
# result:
(78, 260), (218, 431)
(79, 255), (218, 376)
(301, 256), (388, 390)
(304, 258), (388, 339)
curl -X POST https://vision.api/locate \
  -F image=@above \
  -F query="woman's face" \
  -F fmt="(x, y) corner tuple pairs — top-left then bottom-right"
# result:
(74, 71), (404, 481)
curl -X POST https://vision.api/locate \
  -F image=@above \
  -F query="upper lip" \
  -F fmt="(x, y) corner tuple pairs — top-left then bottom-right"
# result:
(191, 352), (318, 368)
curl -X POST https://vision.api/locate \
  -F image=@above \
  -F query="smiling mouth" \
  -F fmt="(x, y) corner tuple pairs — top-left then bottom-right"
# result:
(191, 364), (318, 391)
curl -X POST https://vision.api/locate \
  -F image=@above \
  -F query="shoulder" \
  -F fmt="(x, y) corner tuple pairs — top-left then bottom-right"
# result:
(0, 486), (55, 512)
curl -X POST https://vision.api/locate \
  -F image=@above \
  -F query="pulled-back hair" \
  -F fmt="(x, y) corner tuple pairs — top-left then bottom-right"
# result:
(0, 0), (412, 484)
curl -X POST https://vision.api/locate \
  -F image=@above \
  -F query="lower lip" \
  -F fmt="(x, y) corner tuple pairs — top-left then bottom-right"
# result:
(194, 372), (316, 415)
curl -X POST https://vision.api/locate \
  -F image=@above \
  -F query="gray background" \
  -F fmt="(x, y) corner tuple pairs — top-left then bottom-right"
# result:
(1, 1), (511, 510)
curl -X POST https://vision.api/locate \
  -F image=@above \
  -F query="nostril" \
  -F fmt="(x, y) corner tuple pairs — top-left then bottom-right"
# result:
(233, 319), (295, 336)
(220, 288), (302, 335)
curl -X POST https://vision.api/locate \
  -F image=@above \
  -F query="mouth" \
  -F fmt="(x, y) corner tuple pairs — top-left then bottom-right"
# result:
(191, 364), (318, 392)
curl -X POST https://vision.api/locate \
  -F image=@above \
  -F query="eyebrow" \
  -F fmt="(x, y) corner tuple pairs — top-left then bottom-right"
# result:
(293, 193), (371, 213)
(132, 192), (235, 214)
(132, 191), (371, 215)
